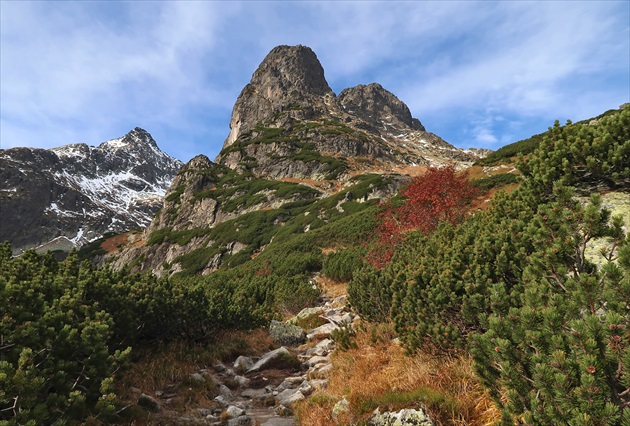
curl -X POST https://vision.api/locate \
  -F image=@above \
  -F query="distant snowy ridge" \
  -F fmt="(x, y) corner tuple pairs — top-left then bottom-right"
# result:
(0, 128), (183, 254)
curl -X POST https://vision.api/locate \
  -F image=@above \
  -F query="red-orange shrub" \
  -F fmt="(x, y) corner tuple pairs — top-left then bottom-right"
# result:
(368, 166), (479, 267)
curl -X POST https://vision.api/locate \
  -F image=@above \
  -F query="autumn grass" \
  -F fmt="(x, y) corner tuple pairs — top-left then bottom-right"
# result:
(296, 323), (500, 426)
(115, 329), (274, 421)
(316, 275), (348, 299)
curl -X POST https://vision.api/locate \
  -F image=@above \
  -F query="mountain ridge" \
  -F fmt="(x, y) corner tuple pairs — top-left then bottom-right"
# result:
(0, 128), (182, 254)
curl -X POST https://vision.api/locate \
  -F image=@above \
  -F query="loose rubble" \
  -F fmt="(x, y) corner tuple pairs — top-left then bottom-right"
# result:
(132, 292), (434, 425)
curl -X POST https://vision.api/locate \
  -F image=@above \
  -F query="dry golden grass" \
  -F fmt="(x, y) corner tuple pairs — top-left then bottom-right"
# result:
(115, 328), (275, 423)
(296, 323), (500, 426)
(316, 275), (348, 299)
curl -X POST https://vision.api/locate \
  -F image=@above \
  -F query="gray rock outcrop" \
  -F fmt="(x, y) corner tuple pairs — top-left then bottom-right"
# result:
(269, 320), (306, 346)
(369, 408), (435, 426)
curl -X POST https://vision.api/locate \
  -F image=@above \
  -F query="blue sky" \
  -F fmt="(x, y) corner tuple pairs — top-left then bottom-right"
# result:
(1, 1), (628, 162)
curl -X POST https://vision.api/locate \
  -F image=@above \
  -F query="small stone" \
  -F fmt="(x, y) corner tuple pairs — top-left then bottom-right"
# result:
(218, 384), (233, 399)
(213, 363), (226, 373)
(234, 355), (255, 373)
(227, 415), (254, 426)
(298, 380), (313, 396)
(309, 379), (329, 390)
(189, 373), (205, 384)
(317, 363), (334, 378)
(332, 396), (349, 418)
(138, 393), (160, 412)
(274, 404), (293, 416)
(276, 388), (305, 408)
(214, 395), (231, 406)
(316, 338), (335, 351)
(305, 346), (325, 357)
(307, 323), (339, 339)
(304, 355), (329, 367)
(327, 314), (345, 324)
(285, 375), (306, 384)
(234, 375), (251, 388)
(247, 347), (297, 373)
(225, 405), (246, 418)
(276, 380), (294, 392)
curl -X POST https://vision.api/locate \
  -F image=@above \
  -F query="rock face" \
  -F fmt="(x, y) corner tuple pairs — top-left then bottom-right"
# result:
(216, 45), (485, 181)
(338, 83), (425, 132)
(0, 128), (182, 253)
(223, 45), (335, 149)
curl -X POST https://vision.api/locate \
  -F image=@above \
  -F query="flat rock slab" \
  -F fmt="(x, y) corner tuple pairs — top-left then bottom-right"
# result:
(307, 323), (339, 339)
(275, 389), (305, 408)
(247, 347), (293, 373)
(241, 388), (271, 399)
(260, 418), (296, 426)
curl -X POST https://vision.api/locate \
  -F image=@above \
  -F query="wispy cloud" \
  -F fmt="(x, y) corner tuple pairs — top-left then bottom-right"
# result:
(1, 1), (628, 159)
(0, 1), (240, 157)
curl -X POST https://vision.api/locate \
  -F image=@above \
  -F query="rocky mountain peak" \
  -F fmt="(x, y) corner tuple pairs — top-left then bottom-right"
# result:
(1, 129), (182, 254)
(338, 83), (425, 132)
(254, 45), (333, 97)
(101, 127), (159, 153)
(223, 45), (335, 149)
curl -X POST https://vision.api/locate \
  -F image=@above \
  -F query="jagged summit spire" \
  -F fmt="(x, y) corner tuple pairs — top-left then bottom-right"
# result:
(254, 45), (332, 97)
(223, 44), (335, 149)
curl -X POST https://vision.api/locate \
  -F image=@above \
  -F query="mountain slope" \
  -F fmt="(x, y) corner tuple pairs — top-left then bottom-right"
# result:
(109, 45), (484, 275)
(0, 128), (182, 253)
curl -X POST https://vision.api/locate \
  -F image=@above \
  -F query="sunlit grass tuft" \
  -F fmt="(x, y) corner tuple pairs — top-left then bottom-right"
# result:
(296, 323), (500, 425)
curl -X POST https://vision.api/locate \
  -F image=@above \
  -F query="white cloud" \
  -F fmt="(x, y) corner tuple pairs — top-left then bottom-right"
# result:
(1, 1), (628, 158)
(400, 2), (628, 117)
(0, 1), (239, 152)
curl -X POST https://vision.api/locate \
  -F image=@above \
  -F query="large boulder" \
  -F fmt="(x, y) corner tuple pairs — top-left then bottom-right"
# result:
(269, 320), (306, 346)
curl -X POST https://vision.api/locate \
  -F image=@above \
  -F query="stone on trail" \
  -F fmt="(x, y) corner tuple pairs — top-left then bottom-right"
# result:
(269, 320), (306, 346)
(234, 355), (255, 373)
(306, 323), (339, 339)
(247, 347), (297, 373)
(368, 408), (435, 426)
(225, 405), (246, 418)
(227, 414), (254, 425)
(275, 388), (305, 408)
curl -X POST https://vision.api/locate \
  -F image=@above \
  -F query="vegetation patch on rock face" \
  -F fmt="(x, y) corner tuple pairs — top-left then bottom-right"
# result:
(217, 116), (384, 180)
